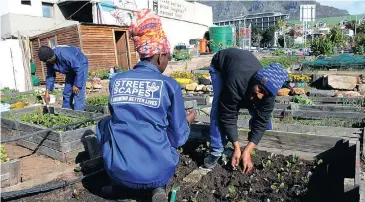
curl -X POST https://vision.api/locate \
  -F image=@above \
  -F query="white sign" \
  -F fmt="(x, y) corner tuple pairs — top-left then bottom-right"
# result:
(153, 0), (194, 21)
(300, 5), (316, 22)
(111, 78), (164, 108)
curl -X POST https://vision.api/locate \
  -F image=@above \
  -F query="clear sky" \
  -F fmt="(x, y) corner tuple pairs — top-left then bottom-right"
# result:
(317, 0), (365, 15)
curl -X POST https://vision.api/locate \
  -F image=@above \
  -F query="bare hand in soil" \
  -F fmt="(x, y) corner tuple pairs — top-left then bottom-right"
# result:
(241, 151), (253, 174)
(231, 148), (241, 169)
(186, 109), (197, 124)
(44, 91), (50, 104)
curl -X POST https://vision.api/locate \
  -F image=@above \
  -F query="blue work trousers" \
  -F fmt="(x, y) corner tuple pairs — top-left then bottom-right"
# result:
(209, 66), (272, 157)
(62, 64), (88, 111)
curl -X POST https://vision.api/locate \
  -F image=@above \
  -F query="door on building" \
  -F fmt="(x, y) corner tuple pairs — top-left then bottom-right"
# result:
(114, 31), (129, 70)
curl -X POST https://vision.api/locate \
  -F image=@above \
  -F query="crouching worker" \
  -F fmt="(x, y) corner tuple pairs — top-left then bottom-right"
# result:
(204, 48), (288, 173)
(38, 45), (88, 110)
(96, 9), (197, 202)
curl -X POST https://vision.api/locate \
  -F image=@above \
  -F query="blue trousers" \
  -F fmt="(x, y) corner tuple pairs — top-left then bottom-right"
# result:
(62, 65), (88, 111)
(209, 66), (272, 157)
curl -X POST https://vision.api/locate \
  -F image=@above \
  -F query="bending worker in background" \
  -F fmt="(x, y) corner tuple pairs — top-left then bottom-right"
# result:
(38, 45), (88, 110)
(96, 9), (197, 202)
(204, 48), (288, 173)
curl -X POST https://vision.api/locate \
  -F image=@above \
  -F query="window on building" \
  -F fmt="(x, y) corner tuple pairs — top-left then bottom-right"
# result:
(49, 38), (56, 48)
(21, 0), (31, 5)
(42, 3), (53, 18)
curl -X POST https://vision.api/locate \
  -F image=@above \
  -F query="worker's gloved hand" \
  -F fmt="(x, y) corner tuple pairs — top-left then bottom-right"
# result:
(186, 109), (197, 124)
(72, 85), (80, 95)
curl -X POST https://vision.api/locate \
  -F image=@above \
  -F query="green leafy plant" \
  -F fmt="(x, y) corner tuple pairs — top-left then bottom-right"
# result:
(85, 95), (109, 107)
(5, 109), (94, 131)
(271, 182), (285, 193)
(0, 145), (9, 163)
(262, 160), (272, 169)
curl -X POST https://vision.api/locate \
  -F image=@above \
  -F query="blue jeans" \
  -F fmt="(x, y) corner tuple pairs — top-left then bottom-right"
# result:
(209, 66), (272, 157)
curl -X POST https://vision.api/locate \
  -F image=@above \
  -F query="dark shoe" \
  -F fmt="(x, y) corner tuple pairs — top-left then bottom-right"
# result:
(152, 187), (168, 202)
(101, 185), (114, 198)
(204, 154), (220, 169)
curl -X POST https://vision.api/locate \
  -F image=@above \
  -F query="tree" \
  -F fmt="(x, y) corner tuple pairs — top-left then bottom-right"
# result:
(277, 19), (288, 48)
(287, 29), (295, 37)
(251, 24), (263, 47)
(345, 20), (357, 32)
(329, 26), (344, 47)
(310, 37), (333, 56)
(278, 36), (294, 48)
(261, 26), (276, 47)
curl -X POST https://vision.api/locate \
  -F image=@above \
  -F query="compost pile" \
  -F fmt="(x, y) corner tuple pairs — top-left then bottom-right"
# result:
(4, 109), (94, 131)
(177, 150), (318, 202)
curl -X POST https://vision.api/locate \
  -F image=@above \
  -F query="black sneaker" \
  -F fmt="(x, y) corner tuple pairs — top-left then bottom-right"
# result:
(204, 154), (220, 169)
(152, 187), (168, 202)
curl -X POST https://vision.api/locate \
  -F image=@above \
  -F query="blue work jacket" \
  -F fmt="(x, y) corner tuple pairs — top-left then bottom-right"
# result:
(96, 61), (190, 185)
(46, 45), (88, 91)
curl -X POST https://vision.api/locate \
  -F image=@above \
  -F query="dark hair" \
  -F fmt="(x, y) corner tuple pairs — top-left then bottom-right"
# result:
(140, 56), (154, 62)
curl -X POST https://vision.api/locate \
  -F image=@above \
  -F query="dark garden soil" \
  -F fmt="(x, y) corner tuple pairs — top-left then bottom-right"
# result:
(3, 142), (320, 202)
(176, 150), (316, 202)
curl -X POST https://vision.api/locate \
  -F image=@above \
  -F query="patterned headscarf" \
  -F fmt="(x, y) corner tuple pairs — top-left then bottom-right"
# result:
(129, 9), (170, 58)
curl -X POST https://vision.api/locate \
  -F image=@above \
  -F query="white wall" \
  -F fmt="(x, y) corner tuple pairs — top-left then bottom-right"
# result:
(1, 13), (79, 38)
(1, 0), (43, 17)
(161, 18), (208, 50)
(0, 39), (27, 92)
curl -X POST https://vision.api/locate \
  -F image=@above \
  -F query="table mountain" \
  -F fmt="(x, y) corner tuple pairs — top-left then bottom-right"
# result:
(191, 1), (349, 22)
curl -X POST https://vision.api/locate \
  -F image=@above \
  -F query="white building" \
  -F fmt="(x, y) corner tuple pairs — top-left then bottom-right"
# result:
(0, 0), (79, 39)
(92, 0), (213, 51)
(0, 0), (213, 52)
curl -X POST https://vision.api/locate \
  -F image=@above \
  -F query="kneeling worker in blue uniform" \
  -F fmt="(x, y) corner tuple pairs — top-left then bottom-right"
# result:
(96, 9), (197, 202)
(38, 45), (88, 110)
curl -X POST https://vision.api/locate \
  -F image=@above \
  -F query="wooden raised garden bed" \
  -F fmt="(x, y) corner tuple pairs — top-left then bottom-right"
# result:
(1, 159), (20, 188)
(1, 107), (102, 162)
(185, 124), (361, 202)
(82, 122), (361, 201)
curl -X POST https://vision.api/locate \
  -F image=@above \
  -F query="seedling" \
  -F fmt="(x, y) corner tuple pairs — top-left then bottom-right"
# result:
(316, 159), (323, 165)
(262, 160), (272, 169)
(268, 153), (275, 160)
(177, 147), (184, 153)
(276, 173), (284, 182)
(251, 150), (256, 157)
(271, 182), (285, 193)
(291, 154), (299, 164)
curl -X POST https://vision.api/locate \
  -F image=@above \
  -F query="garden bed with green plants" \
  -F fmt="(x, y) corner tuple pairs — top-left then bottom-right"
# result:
(1, 107), (102, 162)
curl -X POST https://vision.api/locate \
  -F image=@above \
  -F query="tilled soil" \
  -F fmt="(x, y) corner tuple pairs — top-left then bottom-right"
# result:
(3, 142), (318, 202)
(177, 150), (316, 202)
(3, 143), (200, 202)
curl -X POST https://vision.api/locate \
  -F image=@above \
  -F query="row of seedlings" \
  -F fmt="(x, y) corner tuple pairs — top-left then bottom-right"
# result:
(1, 106), (103, 162)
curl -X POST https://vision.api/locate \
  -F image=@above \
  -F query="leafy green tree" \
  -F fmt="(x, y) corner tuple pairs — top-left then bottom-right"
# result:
(310, 37), (333, 56)
(329, 26), (344, 47)
(261, 26), (276, 47)
(278, 36), (294, 48)
(251, 24), (263, 47)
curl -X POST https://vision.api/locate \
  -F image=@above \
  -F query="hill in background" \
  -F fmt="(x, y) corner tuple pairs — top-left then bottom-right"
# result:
(191, 1), (349, 22)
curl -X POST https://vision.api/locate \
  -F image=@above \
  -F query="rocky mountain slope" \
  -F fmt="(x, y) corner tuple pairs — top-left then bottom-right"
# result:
(193, 1), (349, 22)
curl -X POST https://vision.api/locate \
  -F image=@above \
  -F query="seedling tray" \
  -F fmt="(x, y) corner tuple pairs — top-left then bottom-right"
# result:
(1, 107), (102, 162)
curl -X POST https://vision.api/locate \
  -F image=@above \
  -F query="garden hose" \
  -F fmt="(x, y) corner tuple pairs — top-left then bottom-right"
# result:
(1, 169), (104, 200)
(1, 115), (107, 143)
